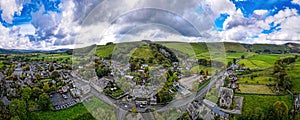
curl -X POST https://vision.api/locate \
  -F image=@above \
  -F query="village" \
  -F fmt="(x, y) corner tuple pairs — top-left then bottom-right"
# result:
(1, 46), (300, 120)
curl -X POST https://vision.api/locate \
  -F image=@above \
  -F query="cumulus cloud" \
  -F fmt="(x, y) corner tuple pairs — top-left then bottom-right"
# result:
(292, 0), (300, 5)
(1, 0), (300, 50)
(254, 10), (268, 15)
(75, 0), (215, 47)
(0, 23), (34, 49)
(202, 0), (236, 17)
(0, 0), (24, 23)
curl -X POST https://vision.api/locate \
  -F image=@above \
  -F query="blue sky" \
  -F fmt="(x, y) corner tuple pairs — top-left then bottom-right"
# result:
(0, 0), (300, 49)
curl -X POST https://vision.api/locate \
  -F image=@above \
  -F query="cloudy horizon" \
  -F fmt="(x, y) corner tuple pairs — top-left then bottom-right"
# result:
(0, 0), (300, 50)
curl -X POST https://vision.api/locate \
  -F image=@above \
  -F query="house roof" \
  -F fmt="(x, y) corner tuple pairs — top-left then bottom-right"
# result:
(1, 96), (10, 106)
(212, 106), (228, 118)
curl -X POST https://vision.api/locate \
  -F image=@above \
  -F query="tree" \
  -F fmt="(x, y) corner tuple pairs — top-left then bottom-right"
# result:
(241, 55), (245, 59)
(48, 64), (54, 72)
(10, 116), (20, 120)
(0, 102), (10, 120)
(9, 99), (27, 119)
(32, 87), (43, 99)
(22, 87), (32, 102)
(158, 87), (173, 103)
(34, 73), (40, 80)
(51, 70), (60, 80)
(227, 61), (232, 68)
(233, 58), (237, 64)
(43, 83), (50, 93)
(268, 101), (289, 120)
(200, 70), (204, 75)
(106, 42), (114, 45)
(38, 93), (51, 111)
(131, 107), (137, 113)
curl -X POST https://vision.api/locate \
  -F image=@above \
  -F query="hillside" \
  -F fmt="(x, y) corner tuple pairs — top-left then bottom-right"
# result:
(224, 42), (247, 52)
(244, 44), (287, 54)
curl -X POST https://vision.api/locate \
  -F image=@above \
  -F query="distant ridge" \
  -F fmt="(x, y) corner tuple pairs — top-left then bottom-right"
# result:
(0, 48), (69, 54)
(1, 41), (300, 54)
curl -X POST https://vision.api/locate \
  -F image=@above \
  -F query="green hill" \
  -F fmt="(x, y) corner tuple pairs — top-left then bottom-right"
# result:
(249, 44), (287, 54)
(224, 42), (247, 52)
(96, 44), (115, 58)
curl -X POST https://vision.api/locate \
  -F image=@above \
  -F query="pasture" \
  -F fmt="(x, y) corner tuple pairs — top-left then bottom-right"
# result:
(238, 84), (275, 94)
(237, 94), (292, 116)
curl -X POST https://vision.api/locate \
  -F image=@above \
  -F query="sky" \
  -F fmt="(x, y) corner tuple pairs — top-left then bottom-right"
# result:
(0, 0), (300, 50)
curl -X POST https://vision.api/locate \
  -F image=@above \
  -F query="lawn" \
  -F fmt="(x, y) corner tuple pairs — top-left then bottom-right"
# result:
(238, 84), (275, 94)
(84, 97), (116, 120)
(31, 103), (92, 120)
(205, 88), (219, 103)
(236, 94), (293, 114)
(238, 76), (275, 85)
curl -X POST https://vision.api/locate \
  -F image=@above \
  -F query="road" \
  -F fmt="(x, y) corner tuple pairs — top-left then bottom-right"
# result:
(115, 107), (127, 120)
(141, 112), (156, 120)
(157, 70), (226, 112)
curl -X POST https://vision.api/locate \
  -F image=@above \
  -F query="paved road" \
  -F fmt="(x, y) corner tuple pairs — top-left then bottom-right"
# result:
(141, 112), (156, 120)
(90, 88), (115, 105)
(115, 107), (127, 120)
(157, 70), (227, 112)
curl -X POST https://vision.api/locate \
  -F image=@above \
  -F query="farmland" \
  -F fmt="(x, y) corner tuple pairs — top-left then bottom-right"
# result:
(238, 76), (275, 85)
(238, 84), (275, 94)
(287, 59), (300, 93)
(236, 94), (292, 117)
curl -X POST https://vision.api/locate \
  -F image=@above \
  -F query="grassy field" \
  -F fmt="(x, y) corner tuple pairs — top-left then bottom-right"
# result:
(161, 42), (198, 57)
(238, 84), (275, 94)
(190, 65), (219, 75)
(31, 103), (91, 120)
(287, 60), (300, 93)
(0, 61), (3, 69)
(238, 54), (291, 69)
(251, 44), (286, 53)
(238, 76), (275, 84)
(237, 94), (293, 114)
(26, 53), (72, 63)
(205, 88), (219, 103)
(84, 97), (116, 120)
(224, 42), (247, 52)
(31, 97), (116, 120)
(96, 44), (115, 58)
(131, 46), (154, 59)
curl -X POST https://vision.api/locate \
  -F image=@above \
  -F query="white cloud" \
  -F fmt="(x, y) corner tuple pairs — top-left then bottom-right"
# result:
(0, 23), (34, 49)
(19, 24), (36, 36)
(292, 0), (300, 5)
(0, 0), (23, 23)
(203, 0), (236, 17)
(254, 10), (268, 15)
(267, 15), (300, 41)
